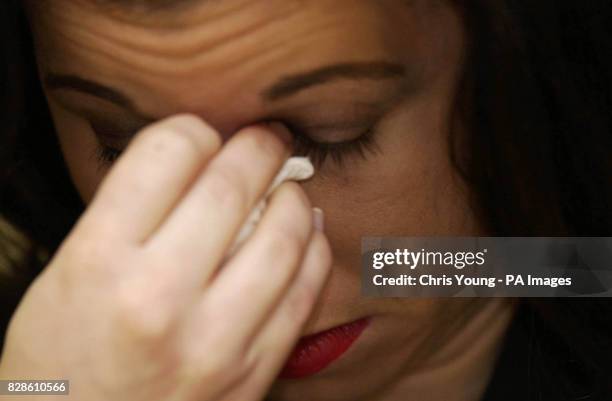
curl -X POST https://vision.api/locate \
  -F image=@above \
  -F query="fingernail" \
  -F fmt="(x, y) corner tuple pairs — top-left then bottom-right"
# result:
(312, 207), (325, 232)
(267, 121), (293, 147)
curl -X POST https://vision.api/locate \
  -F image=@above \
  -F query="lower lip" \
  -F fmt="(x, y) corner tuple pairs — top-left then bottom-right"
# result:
(278, 318), (370, 379)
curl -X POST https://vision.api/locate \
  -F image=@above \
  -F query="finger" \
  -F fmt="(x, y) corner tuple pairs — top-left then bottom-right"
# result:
(184, 182), (313, 348)
(217, 229), (332, 401)
(146, 122), (293, 281)
(74, 114), (221, 243)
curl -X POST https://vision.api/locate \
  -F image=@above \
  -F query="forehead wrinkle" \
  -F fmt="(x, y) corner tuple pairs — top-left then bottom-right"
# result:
(47, 19), (294, 86)
(77, 0), (305, 29)
(48, 0), (303, 60)
(38, 18), (287, 107)
(36, 1), (357, 83)
(88, 0), (215, 15)
(34, 0), (398, 79)
(35, 0), (419, 118)
(93, 0), (195, 9)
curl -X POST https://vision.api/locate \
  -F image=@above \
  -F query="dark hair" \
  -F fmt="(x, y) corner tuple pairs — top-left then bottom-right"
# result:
(453, 1), (612, 398)
(0, 0), (85, 344)
(1, 0), (611, 399)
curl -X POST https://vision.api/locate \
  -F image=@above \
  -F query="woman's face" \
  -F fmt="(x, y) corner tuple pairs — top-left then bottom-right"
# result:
(27, 0), (492, 399)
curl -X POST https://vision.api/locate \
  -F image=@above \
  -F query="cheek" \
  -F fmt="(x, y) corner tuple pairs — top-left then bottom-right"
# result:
(300, 4), (472, 262)
(47, 98), (108, 204)
(301, 96), (480, 269)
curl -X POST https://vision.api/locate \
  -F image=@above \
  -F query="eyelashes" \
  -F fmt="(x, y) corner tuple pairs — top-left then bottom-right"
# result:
(92, 123), (382, 169)
(289, 125), (380, 168)
(93, 145), (123, 166)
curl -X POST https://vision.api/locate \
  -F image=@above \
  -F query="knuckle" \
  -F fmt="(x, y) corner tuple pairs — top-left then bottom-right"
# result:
(180, 340), (252, 386)
(177, 302), (255, 384)
(113, 280), (175, 341)
(286, 282), (318, 322)
(242, 126), (287, 160)
(144, 129), (196, 159)
(165, 113), (221, 144)
(280, 236), (332, 324)
(202, 164), (249, 214)
(56, 239), (115, 284)
(277, 182), (312, 212)
(65, 235), (107, 262)
(268, 226), (307, 264)
(139, 115), (221, 160)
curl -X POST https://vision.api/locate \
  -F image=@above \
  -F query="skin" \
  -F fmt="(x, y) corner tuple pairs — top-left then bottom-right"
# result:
(23, 0), (515, 400)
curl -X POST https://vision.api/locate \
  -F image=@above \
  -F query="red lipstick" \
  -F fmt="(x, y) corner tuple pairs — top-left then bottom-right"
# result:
(279, 318), (370, 379)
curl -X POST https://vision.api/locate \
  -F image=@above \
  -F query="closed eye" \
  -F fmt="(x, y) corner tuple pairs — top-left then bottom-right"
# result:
(92, 121), (382, 169)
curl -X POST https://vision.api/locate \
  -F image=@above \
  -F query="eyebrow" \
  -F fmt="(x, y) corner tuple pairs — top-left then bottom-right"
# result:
(44, 61), (407, 115)
(262, 62), (406, 101)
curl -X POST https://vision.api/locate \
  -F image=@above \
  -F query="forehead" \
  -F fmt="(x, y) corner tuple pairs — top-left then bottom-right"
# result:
(27, 0), (454, 125)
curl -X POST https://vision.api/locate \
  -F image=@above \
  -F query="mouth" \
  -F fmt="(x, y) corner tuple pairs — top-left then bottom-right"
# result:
(278, 317), (371, 379)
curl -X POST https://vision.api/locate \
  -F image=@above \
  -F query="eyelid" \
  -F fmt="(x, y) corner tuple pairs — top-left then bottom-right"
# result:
(95, 120), (382, 168)
(89, 119), (147, 140)
(297, 119), (376, 130)
(91, 116), (373, 141)
(279, 106), (385, 135)
(294, 125), (372, 144)
(89, 112), (153, 132)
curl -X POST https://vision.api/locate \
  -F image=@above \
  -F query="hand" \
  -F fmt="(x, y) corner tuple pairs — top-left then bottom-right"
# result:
(0, 114), (332, 401)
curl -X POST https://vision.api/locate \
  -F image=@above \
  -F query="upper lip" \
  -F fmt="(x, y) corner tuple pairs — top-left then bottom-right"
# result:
(301, 317), (366, 338)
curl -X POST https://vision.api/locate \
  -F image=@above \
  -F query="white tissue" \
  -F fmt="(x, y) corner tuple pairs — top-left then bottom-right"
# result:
(226, 157), (315, 257)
